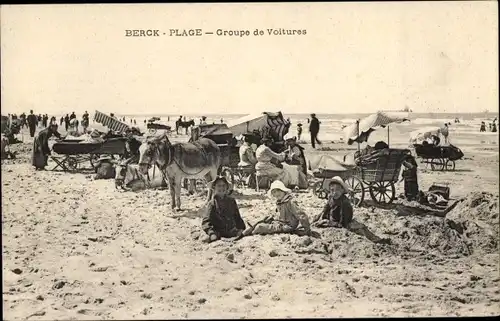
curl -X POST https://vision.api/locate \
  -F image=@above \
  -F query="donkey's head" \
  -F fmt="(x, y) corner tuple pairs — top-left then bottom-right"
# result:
(138, 133), (172, 174)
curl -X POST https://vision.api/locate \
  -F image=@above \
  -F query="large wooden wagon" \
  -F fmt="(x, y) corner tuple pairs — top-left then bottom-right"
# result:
(312, 148), (411, 206)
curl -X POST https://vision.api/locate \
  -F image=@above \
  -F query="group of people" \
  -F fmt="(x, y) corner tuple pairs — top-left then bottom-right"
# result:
(238, 133), (308, 189)
(480, 118), (497, 132)
(201, 175), (390, 244)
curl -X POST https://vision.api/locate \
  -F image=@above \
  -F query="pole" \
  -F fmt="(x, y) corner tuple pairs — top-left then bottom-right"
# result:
(387, 126), (390, 147)
(356, 120), (360, 152)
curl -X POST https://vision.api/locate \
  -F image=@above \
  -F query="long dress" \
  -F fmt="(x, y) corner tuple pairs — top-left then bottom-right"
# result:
(255, 145), (296, 187)
(32, 128), (61, 169)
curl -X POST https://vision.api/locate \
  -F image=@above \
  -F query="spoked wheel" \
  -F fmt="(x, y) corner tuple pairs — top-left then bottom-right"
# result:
(369, 181), (396, 204)
(220, 167), (235, 188)
(67, 157), (79, 171)
(344, 176), (365, 207)
(312, 181), (328, 199)
(445, 159), (455, 171)
(430, 158), (444, 171)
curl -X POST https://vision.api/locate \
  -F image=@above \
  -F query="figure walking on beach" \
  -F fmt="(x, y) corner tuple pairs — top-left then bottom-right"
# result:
(32, 123), (61, 170)
(309, 113), (322, 148)
(27, 110), (37, 138)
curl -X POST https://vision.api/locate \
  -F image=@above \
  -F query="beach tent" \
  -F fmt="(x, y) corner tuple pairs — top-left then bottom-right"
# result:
(94, 110), (130, 133)
(227, 112), (290, 142)
(409, 126), (441, 143)
(343, 111), (409, 147)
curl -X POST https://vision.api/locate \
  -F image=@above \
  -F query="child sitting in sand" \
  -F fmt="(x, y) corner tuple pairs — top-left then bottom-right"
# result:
(243, 180), (311, 236)
(312, 177), (353, 228)
(201, 176), (246, 243)
(312, 177), (392, 244)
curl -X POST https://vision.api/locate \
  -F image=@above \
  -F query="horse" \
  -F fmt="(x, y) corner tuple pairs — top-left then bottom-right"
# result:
(175, 119), (195, 135)
(138, 133), (221, 210)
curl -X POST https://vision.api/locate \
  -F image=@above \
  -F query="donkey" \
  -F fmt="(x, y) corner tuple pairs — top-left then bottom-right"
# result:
(138, 133), (221, 210)
(175, 119), (195, 135)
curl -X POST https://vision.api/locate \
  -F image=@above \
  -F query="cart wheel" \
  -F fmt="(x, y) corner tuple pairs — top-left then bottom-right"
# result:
(344, 176), (365, 207)
(312, 181), (328, 199)
(220, 167), (235, 188)
(369, 182), (396, 204)
(67, 157), (79, 171)
(90, 154), (100, 170)
(430, 158), (443, 171)
(445, 160), (455, 171)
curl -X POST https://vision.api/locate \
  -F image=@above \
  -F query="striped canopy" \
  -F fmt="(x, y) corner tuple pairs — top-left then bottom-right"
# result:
(344, 111), (409, 145)
(94, 110), (130, 133)
(227, 112), (290, 142)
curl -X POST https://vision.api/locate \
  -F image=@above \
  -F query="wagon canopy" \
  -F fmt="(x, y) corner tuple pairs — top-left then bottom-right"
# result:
(227, 112), (290, 142)
(409, 126), (441, 143)
(94, 110), (130, 133)
(191, 123), (234, 144)
(344, 111), (409, 145)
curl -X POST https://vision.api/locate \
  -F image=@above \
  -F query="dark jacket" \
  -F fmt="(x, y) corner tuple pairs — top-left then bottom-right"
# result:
(27, 114), (37, 127)
(317, 194), (353, 228)
(309, 117), (320, 133)
(202, 196), (245, 238)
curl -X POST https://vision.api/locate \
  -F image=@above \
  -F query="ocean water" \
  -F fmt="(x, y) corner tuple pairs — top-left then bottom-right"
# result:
(107, 112), (498, 148)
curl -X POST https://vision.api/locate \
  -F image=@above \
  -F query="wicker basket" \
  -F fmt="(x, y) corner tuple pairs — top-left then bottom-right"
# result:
(357, 149), (410, 183)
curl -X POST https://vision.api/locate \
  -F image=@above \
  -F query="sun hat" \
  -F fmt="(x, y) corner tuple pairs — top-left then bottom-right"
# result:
(210, 176), (231, 190)
(328, 176), (352, 193)
(283, 133), (296, 141)
(268, 180), (291, 196)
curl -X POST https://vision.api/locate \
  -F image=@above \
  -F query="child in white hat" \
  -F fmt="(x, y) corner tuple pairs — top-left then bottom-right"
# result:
(243, 180), (311, 236)
(312, 176), (353, 228)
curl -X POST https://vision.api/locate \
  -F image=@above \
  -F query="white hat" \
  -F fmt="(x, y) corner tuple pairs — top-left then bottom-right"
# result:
(329, 176), (352, 193)
(283, 133), (296, 141)
(268, 180), (291, 196)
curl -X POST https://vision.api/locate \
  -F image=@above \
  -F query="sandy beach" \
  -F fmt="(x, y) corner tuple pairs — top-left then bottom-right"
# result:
(2, 124), (499, 320)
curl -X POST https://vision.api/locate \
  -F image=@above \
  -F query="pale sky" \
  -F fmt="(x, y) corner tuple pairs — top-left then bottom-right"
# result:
(1, 2), (498, 116)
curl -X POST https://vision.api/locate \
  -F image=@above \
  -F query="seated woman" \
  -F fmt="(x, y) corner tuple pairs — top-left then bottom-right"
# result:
(238, 134), (257, 169)
(283, 134), (309, 189)
(243, 180), (311, 236)
(255, 137), (288, 185)
(284, 134), (307, 174)
(202, 176), (246, 243)
(32, 123), (62, 170)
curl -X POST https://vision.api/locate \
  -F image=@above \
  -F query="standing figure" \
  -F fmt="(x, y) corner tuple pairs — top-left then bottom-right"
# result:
(297, 123), (303, 141)
(27, 110), (37, 137)
(64, 114), (70, 131)
(401, 154), (419, 201)
(308, 113), (322, 148)
(32, 124), (61, 170)
(441, 123), (449, 144)
(480, 122), (486, 132)
(70, 112), (76, 120)
(60, 117), (64, 126)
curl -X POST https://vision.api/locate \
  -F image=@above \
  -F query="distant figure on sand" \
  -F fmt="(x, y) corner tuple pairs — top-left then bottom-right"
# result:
(480, 122), (486, 132)
(440, 123), (449, 144)
(309, 113), (322, 148)
(32, 124), (61, 170)
(297, 123), (303, 141)
(27, 110), (37, 138)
